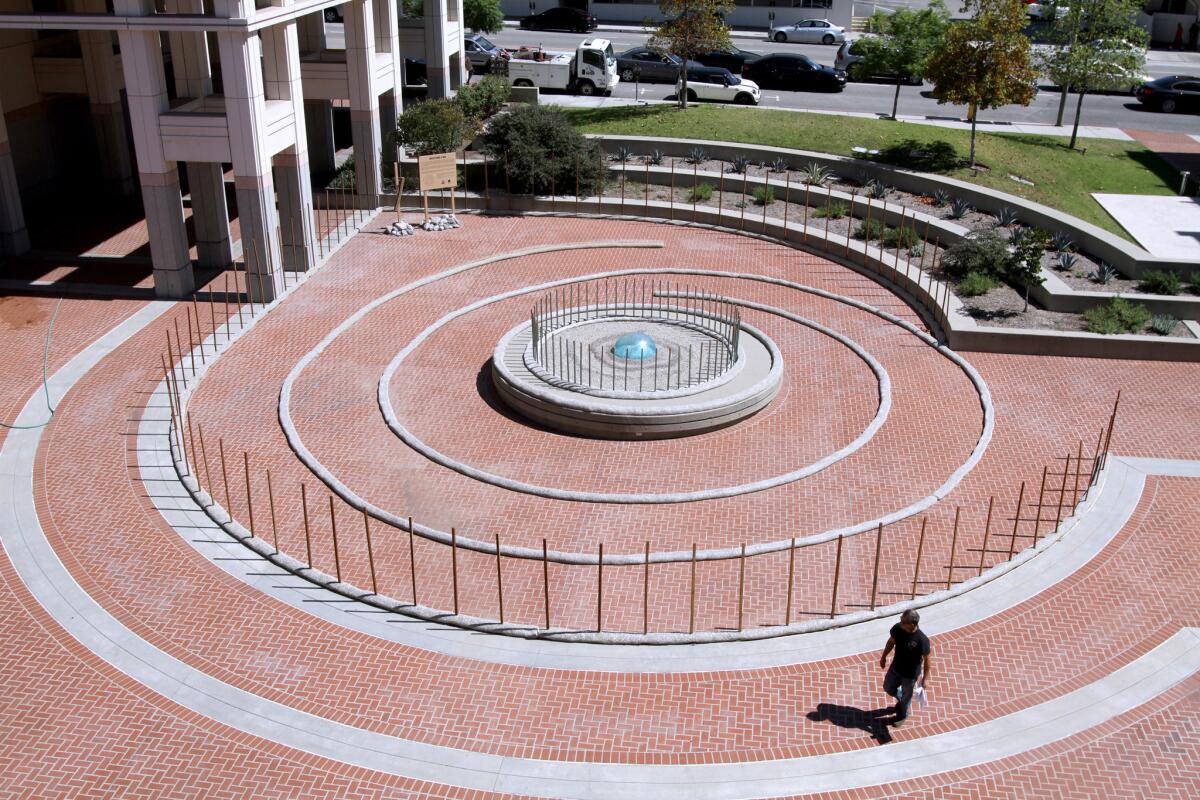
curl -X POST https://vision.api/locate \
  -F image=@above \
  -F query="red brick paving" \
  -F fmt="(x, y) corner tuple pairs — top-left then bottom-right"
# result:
(3, 214), (1200, 796)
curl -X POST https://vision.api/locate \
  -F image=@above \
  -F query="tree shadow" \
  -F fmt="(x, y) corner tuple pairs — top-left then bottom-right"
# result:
(872, 139), (961, 173)
(807, 703), (896, 744)
(563, 105), (672, 127)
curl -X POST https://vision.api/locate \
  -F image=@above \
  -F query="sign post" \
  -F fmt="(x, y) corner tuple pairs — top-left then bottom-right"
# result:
(417, 152), (457, 224)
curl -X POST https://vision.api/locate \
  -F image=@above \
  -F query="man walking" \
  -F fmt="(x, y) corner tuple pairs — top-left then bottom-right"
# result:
(879, 609), (932, 728)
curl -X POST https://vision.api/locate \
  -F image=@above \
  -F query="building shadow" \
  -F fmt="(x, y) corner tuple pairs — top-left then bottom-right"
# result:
(806, 703), (896, 745)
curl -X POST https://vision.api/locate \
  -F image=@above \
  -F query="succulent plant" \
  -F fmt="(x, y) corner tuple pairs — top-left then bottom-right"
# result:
(995, 206), (1019, 227)
(866, 179), (888, 199)
(1008, 226), (1031, 246)
(1092, 262), (1118, 285)
(799, 162), (833, 186)
(685, 146), (707, 165)
(1057, 252), (1079, 271)
(612, 145), (633, 163)
(947, 197), (972, 220)
(771, 157), (790, 173)
(729, 155), (752, 174)
(932, 189), (952, 207)
(1050, 231), (1076, 253)
(1150, 313), (1178, 336)
(645, 149), (665, 166)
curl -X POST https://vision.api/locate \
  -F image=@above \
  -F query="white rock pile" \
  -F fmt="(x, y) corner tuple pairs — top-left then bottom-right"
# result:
(421, 214), (461, 232)
(385, 220), (415, 236)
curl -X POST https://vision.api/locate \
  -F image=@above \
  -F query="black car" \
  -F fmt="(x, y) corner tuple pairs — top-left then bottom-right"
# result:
(1135, 75), (1200, 114)
(742, 54), (846, 92)
(693, 45), (761, 74)
(519, 7), (597, 33)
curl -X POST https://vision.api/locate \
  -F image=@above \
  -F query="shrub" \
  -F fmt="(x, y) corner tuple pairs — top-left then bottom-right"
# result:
(1057, 252), (1078, 272)
(908, 242), (926, 258)
(1138, 269), (1182, 296)
(482, 105), (606, 195)
(329, 155), (356, 189)
(1150, 314), (1178, 336)
(958, 271), (997, 297)
(866, 179), (888, 199)
(645, 149), (665, 166)
(854, 218), (888, 240)
(995, 206), (1019, 227)
(687, 183), (714, 203)
(454, 75), (510, 122)
(1092, 262), (1117, 285)
(1050, 231), (1075, 253)
(814, 200), (848, 219)
(1008, 226), (1032, 247)
(771, 157), (789, 173)
(947, 197), (972, 219)
(883, 225), (920, 250)
(1083, 297), (1150, 335)
(686, 146), (707, 165)
(799, 162), (833, 185)
(729, 155), (751, 174)
(395, 99), (477, 157)
(940, 229), (1011, 279)
(751, 185), (775, 205)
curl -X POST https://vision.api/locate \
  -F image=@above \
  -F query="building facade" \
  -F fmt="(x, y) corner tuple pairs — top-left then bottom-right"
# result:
(0, 0), (464, 298)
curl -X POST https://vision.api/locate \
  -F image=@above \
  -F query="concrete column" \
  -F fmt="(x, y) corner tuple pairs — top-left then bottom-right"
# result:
(304, 100), (336, 178)
(188, 162), (233, 269)
(424, 0), (452, 99)
(217, 26), (283, 302)
(345, 0), (382, 207)
(75, 0), (135, 197)
(165, 0), (213, 98)
(0, 100), (30, 256)
(264, 20), (316, 273)
(115, 0), (193, 298)
(374, 0), (403, 164)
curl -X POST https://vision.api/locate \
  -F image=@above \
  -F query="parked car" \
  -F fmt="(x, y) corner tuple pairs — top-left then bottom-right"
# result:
(835, 39), (922, 85)
(519, 7), (597, 33)
(693, 45), (761, 74)
(1135, 75), (1200, 113)
(1033, 42), (1149, 93)
(464, 32), (507, 74)
(678, 66), (760, 105)
(742, 54), (846, 92)
(615, 48), (692, 83)
(1025, 0), (1069, 19)
(768, 19), (846, 45)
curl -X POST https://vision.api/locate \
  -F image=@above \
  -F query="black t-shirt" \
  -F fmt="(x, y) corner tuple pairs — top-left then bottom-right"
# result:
(889, 624), (930, 679)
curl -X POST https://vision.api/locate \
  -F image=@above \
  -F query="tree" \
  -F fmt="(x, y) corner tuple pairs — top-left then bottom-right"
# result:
(396, 99), (478, 156)
(465, 0), (504, 34)
(1006, 229), (1049, 311)
(858, 1), (951, 120)
(648, 0), (734, 109)
(924, 0), (1038, 168)
(1035, 0), (1147, 149)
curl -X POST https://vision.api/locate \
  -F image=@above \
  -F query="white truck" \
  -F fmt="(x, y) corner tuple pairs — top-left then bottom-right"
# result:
(497, 38), (619, 96)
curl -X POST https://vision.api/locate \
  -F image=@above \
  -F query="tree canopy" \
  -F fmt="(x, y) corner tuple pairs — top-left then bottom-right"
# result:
(924, 0), (1038, 166)
(465, 0), (504, 34)
(856, 1), (951, 119)
(648, 0), (735, 108)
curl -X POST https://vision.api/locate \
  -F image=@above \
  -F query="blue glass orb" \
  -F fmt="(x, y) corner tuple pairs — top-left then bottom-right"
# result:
(612, 332), (657, 360)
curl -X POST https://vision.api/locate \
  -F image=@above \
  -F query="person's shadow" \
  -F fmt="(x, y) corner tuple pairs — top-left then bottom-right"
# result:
(807, 703), (896, 744)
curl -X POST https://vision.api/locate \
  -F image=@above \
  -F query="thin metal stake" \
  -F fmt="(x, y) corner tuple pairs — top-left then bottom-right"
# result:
(218, 438), (231, 510)
(596, 542), (604, 632)
(911, 518), (927, 600)
(689, 543), (697, 634)
(363, 510), (378, 594)
(869, 523), (883, 609)
(946, 507), (960, 591)
(450, 527), (459, 615)
(266, 468), (279, 553)
(494, 533), (504, 623)
(737, 543), (746, 632)
(785, 536), (796, 626)
(409, 517), (418, 605)
(242, 451), (256, 537)
(1008, 481), (1026, 560)
(829, 534), (844, 618)
(300, 482), (313, 567)
(978, 496), (994, 576)
(542, 538), (551, 629)
(642, 541), (650, 635)
(328, 494), (341, 582)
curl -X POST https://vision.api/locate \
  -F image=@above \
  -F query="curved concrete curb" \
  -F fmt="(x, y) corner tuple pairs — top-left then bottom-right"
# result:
(379, 284), (881, 503)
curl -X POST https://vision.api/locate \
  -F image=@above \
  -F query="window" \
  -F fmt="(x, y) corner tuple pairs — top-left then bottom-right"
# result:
(583, 49), (604, 69)
(1175, 82), (1200, 91)
(795, 0), (833, 8)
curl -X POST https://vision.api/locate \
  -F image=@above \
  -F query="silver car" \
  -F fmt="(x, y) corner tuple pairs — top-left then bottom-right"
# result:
(769, 19), (846, 45)
(464, 33), (506, 74)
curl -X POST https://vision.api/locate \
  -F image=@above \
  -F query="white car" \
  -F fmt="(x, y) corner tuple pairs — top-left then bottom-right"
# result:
(769, 19), (846, 45)
(678, 67), (760, 105)
(1026, 0), (1069, 19)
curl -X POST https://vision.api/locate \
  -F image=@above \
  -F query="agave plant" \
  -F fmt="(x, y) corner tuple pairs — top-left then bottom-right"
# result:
(771, 157), (789, 173)
(1150, 313), (1178, 336)
(932, 189), (951, 207)
(907, 243), (926, 258)
(1057, 252), (1079, 271)
(1008, 226), (1031, 246)
(1092, 262), (1118, 285)
(995, 206), (1019, 227)
(866, 179), (888, 199)
(685, 146), (707, 165)
(729, 155), (751, 174)
(947, 197), (972, 220)
(645, 149), (665, 166)
(611, 145), (633, 163)
(799, 162), (832, 186)
(1050, 231), (1076, 253)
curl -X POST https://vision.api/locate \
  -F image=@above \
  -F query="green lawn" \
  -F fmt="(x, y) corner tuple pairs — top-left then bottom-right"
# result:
(565, 105), (1178, 239)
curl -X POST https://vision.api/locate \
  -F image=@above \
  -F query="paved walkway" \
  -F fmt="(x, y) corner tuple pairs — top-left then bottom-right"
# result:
(1, 215), (1199, 797)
